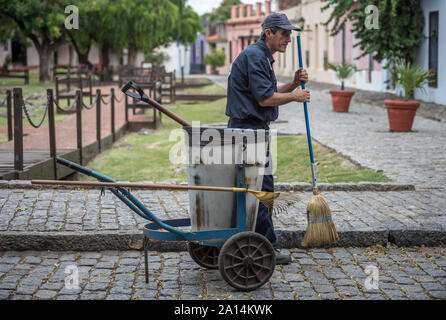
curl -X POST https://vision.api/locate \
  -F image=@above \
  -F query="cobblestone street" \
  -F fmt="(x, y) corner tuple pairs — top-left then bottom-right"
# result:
(0, 246), (445, 300)
(0, 187), (445, 248)
(1, 77), (445, 300)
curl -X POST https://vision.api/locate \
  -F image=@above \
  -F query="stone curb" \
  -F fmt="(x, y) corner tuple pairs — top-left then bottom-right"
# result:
(1, 228), (444, 251)
(0, 180), (416, 192)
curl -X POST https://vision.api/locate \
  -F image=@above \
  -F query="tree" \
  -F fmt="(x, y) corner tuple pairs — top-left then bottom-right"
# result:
(203, 49), (226, 74)
(170, 0), (204, 45)
(322, 0), (425, 87)
(63, 0), (99, 72)
(0, 0), (203, 82)
(205, 0), (241, 23)
(0, 0), (67, 82)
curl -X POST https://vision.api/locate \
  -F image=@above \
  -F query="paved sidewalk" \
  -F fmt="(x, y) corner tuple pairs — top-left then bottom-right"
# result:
(0, 246), (445, 300)
(0, 186), (445, 251)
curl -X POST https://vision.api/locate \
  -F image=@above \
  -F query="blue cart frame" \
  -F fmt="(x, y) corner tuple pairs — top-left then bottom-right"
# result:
(56, 157), (276, 291)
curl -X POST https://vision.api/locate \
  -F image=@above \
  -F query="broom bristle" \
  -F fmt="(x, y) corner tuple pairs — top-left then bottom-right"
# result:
(302, 193), (339, 247)
(254, 192), (299, 215)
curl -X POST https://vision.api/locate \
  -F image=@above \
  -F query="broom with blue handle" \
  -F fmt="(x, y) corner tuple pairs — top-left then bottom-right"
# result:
(297, 35), (338, 247)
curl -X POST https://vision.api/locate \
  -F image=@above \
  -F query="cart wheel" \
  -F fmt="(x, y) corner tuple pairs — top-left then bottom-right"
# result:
(187, 242), (220, 269)
(218, 231), (276, 291)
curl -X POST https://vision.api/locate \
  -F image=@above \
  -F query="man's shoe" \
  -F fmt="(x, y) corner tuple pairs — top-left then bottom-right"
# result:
(274, 248), (291, 265)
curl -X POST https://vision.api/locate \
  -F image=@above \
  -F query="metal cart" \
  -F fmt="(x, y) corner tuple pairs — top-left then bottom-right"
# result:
(55, 126), (276, 292)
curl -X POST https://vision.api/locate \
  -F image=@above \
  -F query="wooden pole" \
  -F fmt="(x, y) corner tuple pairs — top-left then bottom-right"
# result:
(89, 75), (93, 104)
(76, 90), (83, 165)
(96, 89), (101, 151)
(47, 89), (57, 179)
(55, 76), (60, 114)
(6, 90), (12, 141)
(111, 88), (115, 142)
(32, 179), (237, 193)
(181, 66), (184, 84)
(13, 88), (23, 172)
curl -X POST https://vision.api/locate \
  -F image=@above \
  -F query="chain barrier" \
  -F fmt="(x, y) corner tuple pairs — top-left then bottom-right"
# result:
(114, 94), (124, 103)
(82, 93), (99, 110)
(0, 94), (7, 107)
(22, 98), (49, 129)
(100, 94), (112, 105)
(53, 97), (77, 114)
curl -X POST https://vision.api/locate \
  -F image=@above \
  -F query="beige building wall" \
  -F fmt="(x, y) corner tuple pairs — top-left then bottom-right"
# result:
(1, 39), (124, 72)
(275, 3), (301, 77)
(276, 0), (334, 84)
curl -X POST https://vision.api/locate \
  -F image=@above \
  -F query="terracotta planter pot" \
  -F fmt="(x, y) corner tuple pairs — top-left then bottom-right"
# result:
(384, 100), (420, 132)
(329, 90), (355, 112)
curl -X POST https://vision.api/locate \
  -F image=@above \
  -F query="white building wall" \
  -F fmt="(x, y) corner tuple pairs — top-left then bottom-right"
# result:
(415, 0), (445, 105)
(26, 46), (39, 66)
(159, 42), (191, 76)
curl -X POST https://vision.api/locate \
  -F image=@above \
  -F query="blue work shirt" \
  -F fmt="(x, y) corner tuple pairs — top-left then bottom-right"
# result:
(226, 39), (278, 123)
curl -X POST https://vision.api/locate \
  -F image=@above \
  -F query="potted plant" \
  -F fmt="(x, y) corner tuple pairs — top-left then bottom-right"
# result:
(326, 62), (357, 112)
(384, 59), (433, 131)
(203, 49), (226, 75)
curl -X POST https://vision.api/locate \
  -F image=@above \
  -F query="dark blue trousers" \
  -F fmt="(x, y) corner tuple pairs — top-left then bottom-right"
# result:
(227, 119), (277, 246)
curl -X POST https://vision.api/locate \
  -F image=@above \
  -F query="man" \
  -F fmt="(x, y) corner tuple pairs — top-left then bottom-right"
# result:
(226, 13), (310, 265)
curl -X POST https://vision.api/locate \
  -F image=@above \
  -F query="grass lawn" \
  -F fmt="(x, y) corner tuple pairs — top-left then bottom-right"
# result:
(82, 98), (389, 184)
(183, 84), (226, 94)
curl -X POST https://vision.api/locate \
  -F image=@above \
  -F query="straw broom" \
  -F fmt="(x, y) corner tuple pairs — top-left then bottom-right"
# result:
(297, 35), (338, 247)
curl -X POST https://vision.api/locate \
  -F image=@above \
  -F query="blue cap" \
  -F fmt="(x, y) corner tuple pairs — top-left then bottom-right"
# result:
(262, 13), (300, 31)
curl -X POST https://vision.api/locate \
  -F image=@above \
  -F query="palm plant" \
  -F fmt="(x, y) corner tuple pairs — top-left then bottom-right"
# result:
(393, 59), (434, 101)
(326, 62), (357, 90)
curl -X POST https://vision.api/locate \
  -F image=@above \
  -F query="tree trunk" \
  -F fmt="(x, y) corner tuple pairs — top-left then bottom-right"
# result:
(38, 46), (52, 83)
(128, 47), (138, 67)
(100, 44), (112, 82)
(77, 51), (93, 70)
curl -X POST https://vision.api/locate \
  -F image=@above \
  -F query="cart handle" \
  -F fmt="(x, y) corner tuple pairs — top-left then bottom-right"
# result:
(55, 157), (189, 240)
(121, 80), (191, 127)
(56, 156), (92, 176)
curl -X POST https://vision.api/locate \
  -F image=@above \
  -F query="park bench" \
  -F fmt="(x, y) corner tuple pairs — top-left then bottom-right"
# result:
(119, 66), (160, 87)
(52, 64), (80, 81)
(160, 71), (176, 103)
(0, 66), (29, 84)
(125, 80), (162, 129)
(55, 74), (93, 112)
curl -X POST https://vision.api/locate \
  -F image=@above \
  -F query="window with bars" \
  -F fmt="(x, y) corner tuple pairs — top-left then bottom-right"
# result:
(323, 50), (328, 70)
(429, 11), (439, 88)
(368, 53), (374, 83)
(342, 26), (346, 64)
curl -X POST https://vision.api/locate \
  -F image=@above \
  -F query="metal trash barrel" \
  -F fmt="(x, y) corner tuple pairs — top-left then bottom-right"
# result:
(182, 126), (269, 240)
